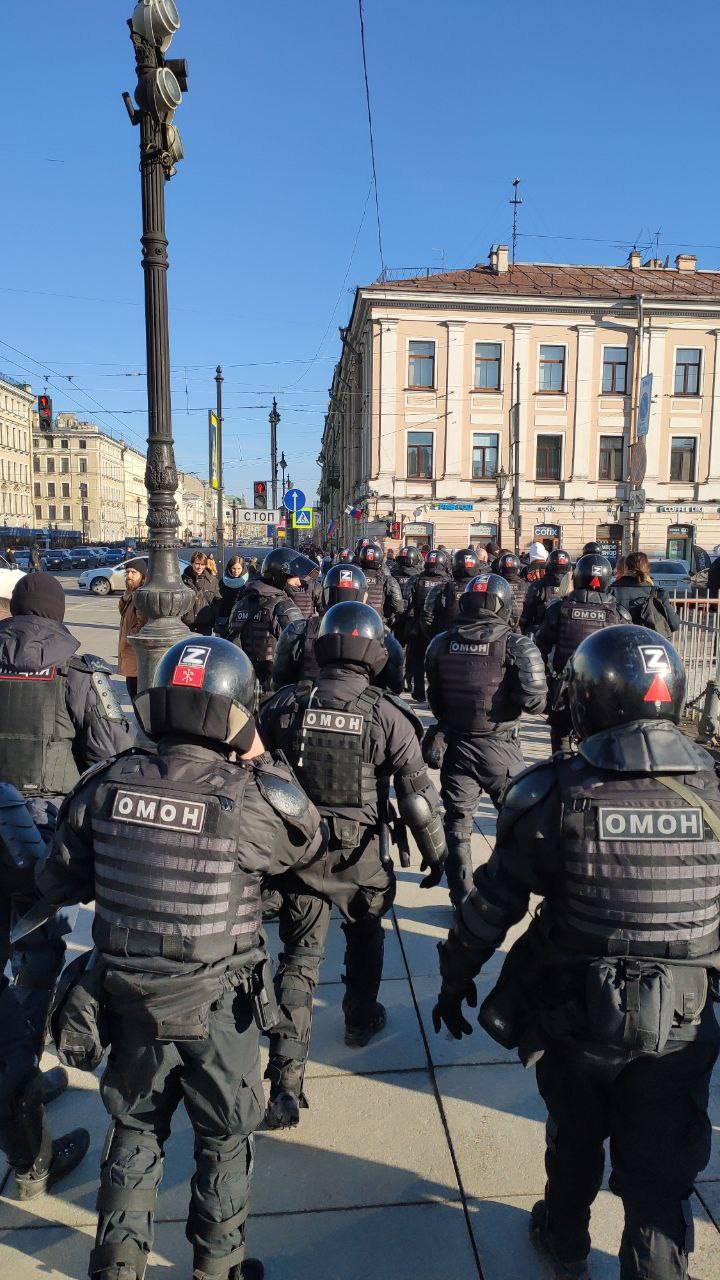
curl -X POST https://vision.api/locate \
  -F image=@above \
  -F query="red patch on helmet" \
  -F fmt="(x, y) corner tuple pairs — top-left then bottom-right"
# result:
(472, 579), (488, 592)
(351, 627), (360, 637)
(589, 576), (601, 589)
(644, 675), (673, 703)
(464, 556), (475, 566)
(172, 665), (205, 688)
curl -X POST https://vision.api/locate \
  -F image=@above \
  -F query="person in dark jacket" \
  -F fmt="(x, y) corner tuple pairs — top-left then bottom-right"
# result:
(181, 551), (220, 636)
(405, 548), (452, 700)
(422, 548), (481, 639)
(609, 550), (680, 636)
(425, 573), (547, 905)
(707, 553), (720, 600)
(519, 548), (571, 635)
(536, 554), (629, 752)
(354, 543), (403, 623)
(0, 572), (135, 1202)
(228, 548), (315, 693)
(272, 563), (404, 693)
(31, 636), (324, 1280)
(496, 552), (530, 629)
(433, 626), (720, 1280)
(389, 545), (423, 662)
(212, 554), (248, 637)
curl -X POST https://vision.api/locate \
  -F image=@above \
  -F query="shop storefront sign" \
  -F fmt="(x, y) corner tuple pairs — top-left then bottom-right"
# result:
(657, 505), (703, 514)
(433, 502), (474, 511)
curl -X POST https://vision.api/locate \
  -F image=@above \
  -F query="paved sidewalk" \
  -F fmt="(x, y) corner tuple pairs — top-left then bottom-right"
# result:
(1, 590), (718, 1278)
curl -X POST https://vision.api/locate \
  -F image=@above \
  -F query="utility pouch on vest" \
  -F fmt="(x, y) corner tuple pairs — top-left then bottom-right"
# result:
(247, 955), (280, 1032)
(585, 958), (675, 1053)
(50, 948), (109, 1073)
(331, 816), (361, 850)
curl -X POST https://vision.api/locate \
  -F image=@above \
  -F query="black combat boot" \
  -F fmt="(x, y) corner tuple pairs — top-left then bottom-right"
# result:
(14, 1127), (90, 1200)
(40, 1065), (69, 1105)
(529, 1200), (590, 1280)
(193, 1260), (264, 1280)
(445, 835), (474, 908)
(265, 1090), (301, 1129)
(343, 1000), (386, 1048)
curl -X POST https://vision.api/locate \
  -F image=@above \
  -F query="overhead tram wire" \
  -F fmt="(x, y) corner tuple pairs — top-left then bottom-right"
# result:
(358, 0), (385, 275)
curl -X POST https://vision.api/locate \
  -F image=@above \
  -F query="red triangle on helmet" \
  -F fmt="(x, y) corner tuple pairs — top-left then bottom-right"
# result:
(589, 576), (601, 589)
(644, 674), (673, 703)
(351, 627), (360, 637)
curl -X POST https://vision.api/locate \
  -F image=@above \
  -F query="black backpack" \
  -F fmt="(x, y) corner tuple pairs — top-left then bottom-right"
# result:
(633, 590), (673, 639)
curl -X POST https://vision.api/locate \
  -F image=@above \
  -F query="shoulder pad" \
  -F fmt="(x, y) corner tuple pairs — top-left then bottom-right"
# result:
(71, 652), (113, 674)
(255, 758), (316, 837)
(502, 761), (557, 812)
(91, 670), (126, 722)
(380, 692), (424, 740)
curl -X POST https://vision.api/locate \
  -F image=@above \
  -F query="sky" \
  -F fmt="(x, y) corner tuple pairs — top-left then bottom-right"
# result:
(2, 0), (719, 507)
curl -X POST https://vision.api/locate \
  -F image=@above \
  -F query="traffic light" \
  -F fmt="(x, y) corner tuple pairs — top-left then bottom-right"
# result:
(253, 480), (268, 510)
(38, 395), (53, 430)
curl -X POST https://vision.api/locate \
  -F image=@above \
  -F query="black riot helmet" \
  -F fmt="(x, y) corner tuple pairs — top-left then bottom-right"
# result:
(497, 552), (521, 578)
(315, 601), (388, 677)
(582, 541), (603, 555)
(396, 545), (422, 571)
(567, 626), (686, 739)
(459, 573), (512, 621)
(573, 553), (613, 593)
(357, 541), (384, 570)
(425, 548), (450, 575)
(354, 537), (371, 555)
(136, 636), (258, 752)
(547, 548), (571, 571)
(321, 563), (368, 611)
(337, 548), (352, 562)
(452, 548), (480, 581)
(261, 547), (318, 589)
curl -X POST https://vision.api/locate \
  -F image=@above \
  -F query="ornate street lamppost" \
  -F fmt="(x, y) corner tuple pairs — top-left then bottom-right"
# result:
(124, 0), (192, 691)
(495, 464), (508, 545)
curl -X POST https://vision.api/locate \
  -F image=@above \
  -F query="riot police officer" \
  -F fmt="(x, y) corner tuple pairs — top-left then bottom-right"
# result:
(32, 636), (324, 1280)
(355, 542), (403, 623)
(495, 552), (529, 630)
(228, 547), (316, 693)
(336, 547), (352, 563)
(405, 547), (452, 700)
(536, 553), (628, 753)
(433, 626), (720, 1280)
(519, 547), (571, 635)
(259, 601), (446, 1127)
(272, 563), (404, 693)
(425, 573), (547, 905)
(389, 543), (423, 587)
(421, 548), (481, 639)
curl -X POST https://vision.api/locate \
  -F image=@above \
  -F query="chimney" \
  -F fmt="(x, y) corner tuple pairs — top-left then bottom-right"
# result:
(628, 250), (641, 270)
(489, 244), (509, 274)
(675, 253), (697, 272)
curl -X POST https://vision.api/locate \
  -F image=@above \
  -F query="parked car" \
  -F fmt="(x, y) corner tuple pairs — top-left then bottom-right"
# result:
(12, 550), (48, 572)
(68, 548), (96, 570)
(78, 555), (190, 596)
(45, 550), (73, 573)
(0, 555), (25, 600)
(648, 558), (694, 598)
(103, 548), (126, 565)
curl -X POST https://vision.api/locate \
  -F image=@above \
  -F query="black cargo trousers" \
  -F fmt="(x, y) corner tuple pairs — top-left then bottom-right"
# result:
(440, 728), (526, 903)
(535, 1020), (720, 1279)
(0, 899), (44, 1173)
(90, 983), (264, 1280)
(267, 827), (396, 1097)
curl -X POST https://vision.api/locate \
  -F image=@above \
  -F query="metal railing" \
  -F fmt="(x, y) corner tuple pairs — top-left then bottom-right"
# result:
(671, 597), (720, 735)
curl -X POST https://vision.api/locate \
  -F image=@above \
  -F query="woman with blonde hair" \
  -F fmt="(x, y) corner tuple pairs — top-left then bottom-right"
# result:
(609, 550), (680, 635)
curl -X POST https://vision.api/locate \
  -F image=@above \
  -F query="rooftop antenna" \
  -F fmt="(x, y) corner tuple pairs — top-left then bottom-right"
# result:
(510, 178), (522, 266)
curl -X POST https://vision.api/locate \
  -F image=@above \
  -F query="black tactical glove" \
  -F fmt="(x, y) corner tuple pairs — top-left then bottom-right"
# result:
(422, 724), (446, 770)
(431, 933), (483, 1038)
(419, 856), (446, 890)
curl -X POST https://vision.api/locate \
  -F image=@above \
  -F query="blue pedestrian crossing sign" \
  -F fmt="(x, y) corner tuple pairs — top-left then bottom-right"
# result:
(292, 507), (313, 529)
(284, 487), (306, 513)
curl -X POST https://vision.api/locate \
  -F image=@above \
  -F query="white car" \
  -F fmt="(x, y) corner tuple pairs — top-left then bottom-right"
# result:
(0, 555), (26, 601)
(78, 555), (189, 596)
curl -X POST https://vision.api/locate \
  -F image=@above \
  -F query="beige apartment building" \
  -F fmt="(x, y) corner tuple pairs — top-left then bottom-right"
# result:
(0, 374), (33, 531)
(320, 247), (720, 561)
(32, 413), (145, 543)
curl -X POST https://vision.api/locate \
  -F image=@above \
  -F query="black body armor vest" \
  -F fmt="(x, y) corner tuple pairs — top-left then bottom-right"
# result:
(413, 573), (444, 618)
(289, 685), (382, 810)
(91, 766), (261, 965)
(436, 630), (509, 733)
(297, 616), (321, 682)
(364, 569), (385, 614)
(0, 663), (80, 797)
(231, 584), (286, 666)
(291, 583), (316, 619)
(551, 761), (720, 959)
(433, 581), (459, 636)
(553, 598), (619, 673)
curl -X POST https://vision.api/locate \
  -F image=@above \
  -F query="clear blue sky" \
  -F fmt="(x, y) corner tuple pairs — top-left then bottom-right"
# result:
(2, 0), (718, 505)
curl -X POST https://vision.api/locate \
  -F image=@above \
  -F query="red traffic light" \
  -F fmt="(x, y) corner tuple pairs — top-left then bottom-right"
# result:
(253, 480), (268, 510)
(37, 394), (53, 428)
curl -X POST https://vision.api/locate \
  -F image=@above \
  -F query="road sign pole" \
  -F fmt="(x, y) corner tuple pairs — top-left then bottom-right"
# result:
(215, 366), (224, 565)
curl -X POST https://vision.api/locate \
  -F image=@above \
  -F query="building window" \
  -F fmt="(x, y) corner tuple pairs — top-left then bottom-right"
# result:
(407, 431), (433, 479)
(33, 482), (41, 498)
(46, 457), (55, 474)
(408, 340), (435, 389)
(62, 505), (71, 521)
(536, 434), (563, 481)
(602, 346), (628, 394)
(674, 348), (701, 396)
(33, 455), (40, 473)
(61, 483), (70, 498)
(472, 433), (499, 479)
(79, 482), (88, 499)
(35, 505), (42, 521)
(78, 458), (87, 474)
(81, 505), (89, 522)
(79, 438), (87, 450)
(539, 345), (566, 392)
(47, 482), (56, 498)
(61, 457), (69, 473)
(474, 342), (502, 390)
(33, 437), (40, 449)
(61, 439), (68, 449)
(48, 505), (57, 521)
(670, 436), (697, 482)
(599, 435), (624, 481)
